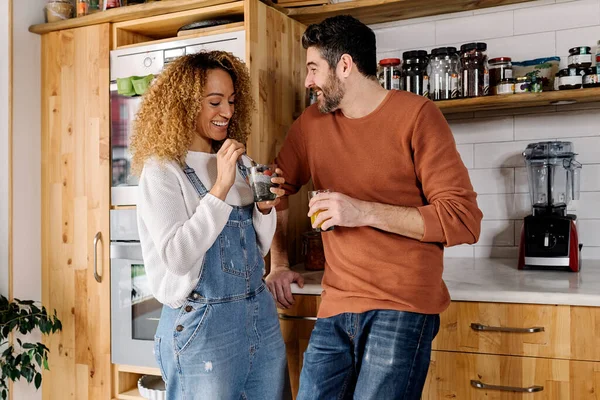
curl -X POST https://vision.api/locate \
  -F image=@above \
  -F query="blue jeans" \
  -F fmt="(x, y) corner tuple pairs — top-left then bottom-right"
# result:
(297, 310), (440, 400)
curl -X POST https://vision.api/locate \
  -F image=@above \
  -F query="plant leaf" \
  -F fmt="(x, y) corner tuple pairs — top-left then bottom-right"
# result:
(34, 372), (42, 389)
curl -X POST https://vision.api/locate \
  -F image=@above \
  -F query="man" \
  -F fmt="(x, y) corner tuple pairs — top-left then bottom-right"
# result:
(266, 15), (483, 400)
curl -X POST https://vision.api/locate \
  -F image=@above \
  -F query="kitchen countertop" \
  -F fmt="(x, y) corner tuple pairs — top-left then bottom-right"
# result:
(290, 258), (600, 307)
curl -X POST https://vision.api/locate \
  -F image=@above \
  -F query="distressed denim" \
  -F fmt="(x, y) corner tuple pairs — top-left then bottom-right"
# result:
(297, 310), (440, 400)
(153, 164), (286, 400)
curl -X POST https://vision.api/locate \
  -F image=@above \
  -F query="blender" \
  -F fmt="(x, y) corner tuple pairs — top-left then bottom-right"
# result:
(518, 141), (583, 272)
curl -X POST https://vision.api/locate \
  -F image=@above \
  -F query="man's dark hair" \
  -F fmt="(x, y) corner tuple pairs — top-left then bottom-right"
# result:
(302, 15), (377, 78)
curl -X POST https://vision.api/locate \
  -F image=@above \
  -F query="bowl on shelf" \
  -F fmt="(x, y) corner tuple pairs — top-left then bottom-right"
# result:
(45, 0), (74, 23)
(138, 375), (166, 400)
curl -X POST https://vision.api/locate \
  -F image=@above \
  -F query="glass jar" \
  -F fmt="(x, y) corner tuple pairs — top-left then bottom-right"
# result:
(488, 57), (512, 91)
(402, 50), (429, 97)
(45, 0), (74, 22)
(427, 47), (459, 101)
(378, 58), (402, 90)
(583, 67), (600, 88)
(568, 46), (592, 69)
(76, 0), (89, 17)
(496, 78), (515, 95)
(460, 42), (489, 98)
(515, 76), (530, 93)
(557, 68), (583, 90)
(301, 231), (325, 271)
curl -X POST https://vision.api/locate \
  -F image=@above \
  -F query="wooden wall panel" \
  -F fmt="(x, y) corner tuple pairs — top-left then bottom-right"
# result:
(246, 0), (309, 266)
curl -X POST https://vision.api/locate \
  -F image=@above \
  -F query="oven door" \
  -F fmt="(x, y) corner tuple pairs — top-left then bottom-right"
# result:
(110, 242), (162, 368)
(110, 84), (142, 206)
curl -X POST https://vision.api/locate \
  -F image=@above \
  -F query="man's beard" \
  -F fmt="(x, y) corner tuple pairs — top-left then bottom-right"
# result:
(316, 72), (345, 114)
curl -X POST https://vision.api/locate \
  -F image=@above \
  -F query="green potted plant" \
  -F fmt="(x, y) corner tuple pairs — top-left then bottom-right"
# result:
(0, 295), (62, 400)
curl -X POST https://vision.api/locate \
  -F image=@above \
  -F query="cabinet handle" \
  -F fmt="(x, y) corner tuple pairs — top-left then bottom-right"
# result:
(470, 323), (544, 333)
(278, 314), (317, 321)
(93, 232), (102, 283)
(471, 380), (543, 393)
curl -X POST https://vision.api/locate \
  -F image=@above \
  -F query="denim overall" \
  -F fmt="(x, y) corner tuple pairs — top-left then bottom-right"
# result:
(154, 163), (286, 400)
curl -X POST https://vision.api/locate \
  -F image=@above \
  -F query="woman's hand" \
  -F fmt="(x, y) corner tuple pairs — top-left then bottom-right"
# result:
(257, 168), (285, 214)
(210, 139), (245, 201)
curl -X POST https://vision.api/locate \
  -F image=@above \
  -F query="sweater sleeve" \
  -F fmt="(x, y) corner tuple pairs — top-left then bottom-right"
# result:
(138, 162), (232, 276)
(412, 101), (483, 246)
(252, 205), (277, 257)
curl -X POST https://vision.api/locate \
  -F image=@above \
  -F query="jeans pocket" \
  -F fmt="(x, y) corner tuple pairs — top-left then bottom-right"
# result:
(154, 336), (168, 384)
(174, 303), (211, 355)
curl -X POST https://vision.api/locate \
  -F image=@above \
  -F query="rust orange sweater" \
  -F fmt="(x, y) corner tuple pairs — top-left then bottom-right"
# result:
(275, 90), (483, 318)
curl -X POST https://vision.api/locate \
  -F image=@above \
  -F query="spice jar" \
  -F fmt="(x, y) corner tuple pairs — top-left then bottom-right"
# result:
(488, 57), (512, 92)
(557, 68), (583, 90)
(76, 0), (89, 17)
(583, 67), (600, 88)
(402, 50), (429, 97)
(301, 231), (325, 271)
(378, 58), (402, 90)
(460, 42), (489, 98)
(496, 78), (515, 95)
(427, 47), (459, 101)
(515, 76), (530, 93)
(568, 46), (592, 69)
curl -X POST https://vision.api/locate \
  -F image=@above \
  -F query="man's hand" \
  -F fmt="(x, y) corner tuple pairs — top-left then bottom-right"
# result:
(308, 191), (369, 231)
(265, 268), (305, 309)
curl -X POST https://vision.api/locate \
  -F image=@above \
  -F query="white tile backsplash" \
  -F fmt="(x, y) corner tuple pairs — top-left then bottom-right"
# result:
(371, 0), (600, 260)
(435, 11), (514, 45)
(450, 117), (514, 144)
(478, 220), (516, 246)
(515, 111), (600, 141)
(375, 23), (436, 53)
(578, 219), (600, 246)
(514, 0), (600, 35)
(470, 168), (515, 194)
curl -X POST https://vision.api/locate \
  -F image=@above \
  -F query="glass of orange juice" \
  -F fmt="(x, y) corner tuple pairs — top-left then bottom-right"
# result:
(308, 189), (334, 232)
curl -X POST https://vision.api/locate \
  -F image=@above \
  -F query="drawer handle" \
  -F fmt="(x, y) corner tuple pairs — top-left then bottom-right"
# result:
(471, 380), (543, 393)
(278, 314), (317, 321)
(93, 232), (102, 283)
(470, 323), (544, 333)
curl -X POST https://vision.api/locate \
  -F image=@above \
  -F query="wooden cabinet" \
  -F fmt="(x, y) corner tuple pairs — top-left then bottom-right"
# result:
(424, 301), (600, 399)
(41, 24), (111, 400)
(278, 294), (321, 399)
(424, 350), (600, 399)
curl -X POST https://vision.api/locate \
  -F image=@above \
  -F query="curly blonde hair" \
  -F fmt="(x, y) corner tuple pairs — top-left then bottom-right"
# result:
(131, 50), (254, 174)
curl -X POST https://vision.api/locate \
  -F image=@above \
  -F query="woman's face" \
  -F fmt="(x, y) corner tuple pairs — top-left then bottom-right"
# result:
(194, 68), (235, 148)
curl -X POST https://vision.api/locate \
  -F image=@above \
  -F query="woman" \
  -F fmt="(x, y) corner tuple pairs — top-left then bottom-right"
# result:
(132, 51), (287, 399)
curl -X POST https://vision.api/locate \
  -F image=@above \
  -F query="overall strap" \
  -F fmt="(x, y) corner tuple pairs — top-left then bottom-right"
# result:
(183, 164), (209, 198)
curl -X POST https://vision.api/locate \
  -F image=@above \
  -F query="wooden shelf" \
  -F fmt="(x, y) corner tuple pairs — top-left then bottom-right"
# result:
(286, 0), (536, 25)
(29, 0), (237, 35)
(436, 88), (600, 114)
(116, 387), (144, 400)
(116, 364), (161, 376)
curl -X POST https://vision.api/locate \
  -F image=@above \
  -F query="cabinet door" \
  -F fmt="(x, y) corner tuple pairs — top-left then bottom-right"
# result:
(278, 295), (320, 399)
(41, 24), (111, 400)
(423, 351), (600, 400)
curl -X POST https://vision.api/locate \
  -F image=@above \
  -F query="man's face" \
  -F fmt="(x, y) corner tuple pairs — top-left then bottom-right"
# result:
(305, 47), (345, 114)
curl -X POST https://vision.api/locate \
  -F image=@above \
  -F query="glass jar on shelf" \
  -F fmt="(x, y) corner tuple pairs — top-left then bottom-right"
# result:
(427, 46), (459, 101)
(402, 50), (429, 97)
(488, 57), (512, 93)
(378, 58), (402, 90)
(76, 0), (89, 17)
(45, 0), (74, 22)
(301, 231), (325, 271)
(459, 42), (489, 98)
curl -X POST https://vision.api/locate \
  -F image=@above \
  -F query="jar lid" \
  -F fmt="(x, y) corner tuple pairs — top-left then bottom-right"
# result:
(460, 42), (487, 52)
(583, 67), (596, 75)
(431, 46), (457, 56)
(402, 50), (428, 59)
(568, 46), (592, 55)
(489, 57), (512, 63)
(380, 58), (401, 65)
